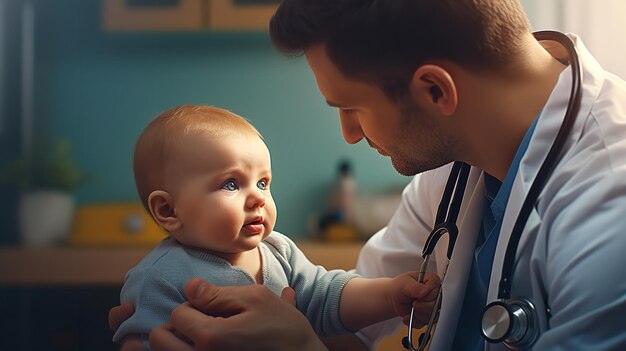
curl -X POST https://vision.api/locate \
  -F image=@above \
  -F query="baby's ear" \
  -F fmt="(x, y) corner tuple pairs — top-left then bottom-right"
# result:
(148, 190), (181, 232)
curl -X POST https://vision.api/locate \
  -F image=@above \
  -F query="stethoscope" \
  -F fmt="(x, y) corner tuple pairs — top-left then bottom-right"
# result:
(402, 30), (583, 351)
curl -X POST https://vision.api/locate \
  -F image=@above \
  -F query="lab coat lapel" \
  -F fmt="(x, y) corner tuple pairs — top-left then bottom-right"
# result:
(429, 168), (484, 350)
(485, 66), (567, 302)
(486, 182), (541, 303)
(487, 34), (603, 303)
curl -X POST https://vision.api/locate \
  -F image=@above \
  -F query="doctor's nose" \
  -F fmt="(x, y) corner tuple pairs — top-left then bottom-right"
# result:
(246, 191), (266, 209)
(339, 110), (365, 144)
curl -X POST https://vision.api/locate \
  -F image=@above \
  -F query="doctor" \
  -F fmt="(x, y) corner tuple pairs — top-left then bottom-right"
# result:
(111, 0), (626, 349)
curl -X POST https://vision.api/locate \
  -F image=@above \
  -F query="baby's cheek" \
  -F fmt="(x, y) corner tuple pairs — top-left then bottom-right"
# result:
(266, 202), (278, 230)
(214, 210), (242, 232)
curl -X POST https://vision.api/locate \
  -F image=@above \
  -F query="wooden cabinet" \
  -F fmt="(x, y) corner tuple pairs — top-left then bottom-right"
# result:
(0, 241), (361, 285)
(207, 0), (279, 30)
(102, 0), (280, 31)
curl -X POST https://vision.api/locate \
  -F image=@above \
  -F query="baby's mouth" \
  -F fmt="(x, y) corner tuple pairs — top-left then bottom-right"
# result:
(243, 217), (264, 234)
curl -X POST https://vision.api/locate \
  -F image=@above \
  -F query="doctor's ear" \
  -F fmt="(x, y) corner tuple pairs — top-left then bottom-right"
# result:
(147, 190), (181, 232)
(410, 65), (458, 116)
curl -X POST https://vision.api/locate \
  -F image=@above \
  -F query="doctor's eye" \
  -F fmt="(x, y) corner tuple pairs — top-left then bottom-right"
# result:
(340, 108), (355, 116)
(222, 179), (239, 191)
(257, 179), (268, 190)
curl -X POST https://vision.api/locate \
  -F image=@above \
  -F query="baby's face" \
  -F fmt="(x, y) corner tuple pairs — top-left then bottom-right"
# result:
(164, 132), (276, 255)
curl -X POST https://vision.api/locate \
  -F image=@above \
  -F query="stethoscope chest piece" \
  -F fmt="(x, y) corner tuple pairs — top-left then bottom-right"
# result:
(481, 298), (539, 350)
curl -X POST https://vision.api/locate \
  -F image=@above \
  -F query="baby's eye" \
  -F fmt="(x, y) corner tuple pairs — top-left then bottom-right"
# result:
(257, 179), (268, 190)
(222, 180), (238, 191)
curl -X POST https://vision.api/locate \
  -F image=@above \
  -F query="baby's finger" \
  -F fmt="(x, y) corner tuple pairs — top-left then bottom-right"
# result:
(402, 281), (432, 300)
(411, 301), (438, 325)
(402, 314), (412, 326)
(402, 313), (427, 329)
(422, 273), (442, 289)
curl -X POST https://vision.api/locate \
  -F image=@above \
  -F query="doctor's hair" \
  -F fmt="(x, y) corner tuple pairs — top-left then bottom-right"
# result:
(133, 105), (262, 213)
(270, 0), (530, 100)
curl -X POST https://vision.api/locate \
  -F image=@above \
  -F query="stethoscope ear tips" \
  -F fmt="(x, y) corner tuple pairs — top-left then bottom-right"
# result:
(402, 336), (410, 349)
(402, 332), (430, 351)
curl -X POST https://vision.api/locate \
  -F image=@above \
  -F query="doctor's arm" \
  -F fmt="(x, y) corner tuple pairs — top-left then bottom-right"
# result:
(533, 172), (626, 349)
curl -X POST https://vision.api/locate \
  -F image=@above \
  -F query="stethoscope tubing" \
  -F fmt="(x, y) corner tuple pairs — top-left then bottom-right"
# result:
(404, 30), (583, 350)
(497, 30), (583, 299)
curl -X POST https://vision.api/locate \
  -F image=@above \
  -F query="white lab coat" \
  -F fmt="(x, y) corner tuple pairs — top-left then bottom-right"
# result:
(355, 34), (626, 350)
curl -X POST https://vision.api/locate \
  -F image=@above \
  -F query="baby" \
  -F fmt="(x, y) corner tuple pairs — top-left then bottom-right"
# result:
(112, 105), (437, 348)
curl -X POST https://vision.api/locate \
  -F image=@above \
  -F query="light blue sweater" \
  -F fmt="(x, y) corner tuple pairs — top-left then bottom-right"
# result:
(113, 231), (357, 348)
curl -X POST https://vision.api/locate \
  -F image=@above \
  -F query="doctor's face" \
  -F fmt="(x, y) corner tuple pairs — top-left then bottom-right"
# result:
(165, 133), (277, 256)
(305, 44), (455, 176)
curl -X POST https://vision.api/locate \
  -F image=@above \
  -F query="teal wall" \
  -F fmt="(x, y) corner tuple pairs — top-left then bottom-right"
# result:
(28, 0), (409, 238)
(0, 0), (23, 243)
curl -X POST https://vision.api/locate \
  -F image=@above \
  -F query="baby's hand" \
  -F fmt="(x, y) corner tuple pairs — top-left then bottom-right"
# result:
(388, 272), (441, 328)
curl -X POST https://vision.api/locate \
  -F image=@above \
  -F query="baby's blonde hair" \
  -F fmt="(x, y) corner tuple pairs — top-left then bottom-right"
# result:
(133, 105), (262, 212)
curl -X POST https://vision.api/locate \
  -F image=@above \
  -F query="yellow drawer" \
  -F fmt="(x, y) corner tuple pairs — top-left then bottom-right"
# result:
(71, 203), (166, 246)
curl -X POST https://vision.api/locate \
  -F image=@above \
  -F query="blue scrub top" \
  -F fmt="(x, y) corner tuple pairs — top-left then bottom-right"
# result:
(452, 115), (539, 350)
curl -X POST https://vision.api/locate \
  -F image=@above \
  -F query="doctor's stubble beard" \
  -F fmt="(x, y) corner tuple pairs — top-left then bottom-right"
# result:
(388, 98), (458, 177)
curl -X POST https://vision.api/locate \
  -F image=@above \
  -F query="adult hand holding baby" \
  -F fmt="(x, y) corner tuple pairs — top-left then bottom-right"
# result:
(149, 278), (327, 351)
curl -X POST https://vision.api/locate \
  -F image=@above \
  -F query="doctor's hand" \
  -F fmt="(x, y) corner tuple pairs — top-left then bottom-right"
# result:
(149, 278), (328, 351)
(389, 272), (441, 328)
(108, 303), (146, 351)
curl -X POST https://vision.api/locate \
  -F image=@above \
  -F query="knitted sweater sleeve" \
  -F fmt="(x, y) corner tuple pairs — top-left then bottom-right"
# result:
(112, 266), (186, 349)
(264, 232), (358, 337)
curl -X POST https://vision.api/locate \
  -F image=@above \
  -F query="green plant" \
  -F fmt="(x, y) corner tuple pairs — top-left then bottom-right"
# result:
(0, 138), (88, 192)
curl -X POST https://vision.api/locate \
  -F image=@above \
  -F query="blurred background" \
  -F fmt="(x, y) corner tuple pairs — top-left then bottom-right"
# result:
(0, 0), (624, 350)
